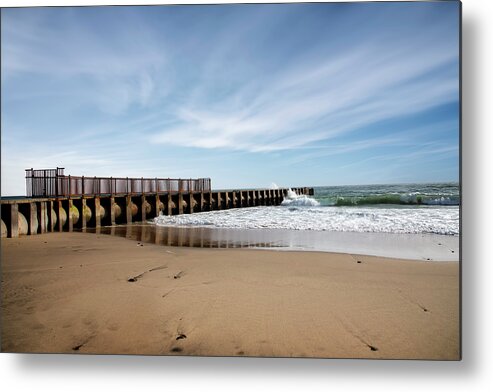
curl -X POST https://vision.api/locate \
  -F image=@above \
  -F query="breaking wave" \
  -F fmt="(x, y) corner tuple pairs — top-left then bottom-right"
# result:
(153, 205), (459, 235)
(327, 193), (459, 206)
(281, 189), (320, 207)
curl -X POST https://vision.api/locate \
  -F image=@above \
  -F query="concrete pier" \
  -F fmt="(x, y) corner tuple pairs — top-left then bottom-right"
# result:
(1, 187), (314, 238)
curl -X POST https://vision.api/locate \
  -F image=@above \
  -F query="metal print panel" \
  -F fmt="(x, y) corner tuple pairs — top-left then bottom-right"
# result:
(0, 1), (461, 360)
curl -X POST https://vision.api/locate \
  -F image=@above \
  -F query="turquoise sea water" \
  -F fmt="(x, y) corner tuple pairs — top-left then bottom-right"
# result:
(154, 183), (460, 236)
(312, 183), (459, 206)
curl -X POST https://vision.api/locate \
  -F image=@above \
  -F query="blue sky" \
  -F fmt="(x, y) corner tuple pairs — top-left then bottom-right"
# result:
(1, 2), (460, 196)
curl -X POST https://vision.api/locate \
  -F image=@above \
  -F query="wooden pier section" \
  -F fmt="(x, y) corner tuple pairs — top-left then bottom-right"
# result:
(1, 169), (314, 238)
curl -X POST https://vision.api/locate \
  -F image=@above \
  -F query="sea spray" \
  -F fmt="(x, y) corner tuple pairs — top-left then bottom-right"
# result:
(281, 188), (320, 207)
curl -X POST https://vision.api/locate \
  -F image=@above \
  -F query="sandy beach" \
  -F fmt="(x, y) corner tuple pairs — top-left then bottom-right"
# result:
(1, 232), (459, 359)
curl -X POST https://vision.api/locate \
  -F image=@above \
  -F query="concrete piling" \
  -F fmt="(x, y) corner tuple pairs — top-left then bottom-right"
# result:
(178, 193), (184, 215)
(110, 198), (117, 225)
(1, 219), (7, 238)
(95, 197), (102, 227)
(5, 203), (19, 238)
(29, 203), (38, 235)
(126, 196), (133, 224)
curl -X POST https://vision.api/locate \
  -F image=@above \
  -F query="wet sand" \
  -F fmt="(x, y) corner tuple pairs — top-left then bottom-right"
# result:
(1, 232), (459, 359)
(85, 223), (460, 261)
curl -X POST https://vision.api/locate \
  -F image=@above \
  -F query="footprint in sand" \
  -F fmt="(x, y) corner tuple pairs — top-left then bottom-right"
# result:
(397, 289), (430, 313)
(338, 317), (379, 353)
(107, 323), (120, 331)
(128, 265), (168, 282)
(71, 335), (94, 351)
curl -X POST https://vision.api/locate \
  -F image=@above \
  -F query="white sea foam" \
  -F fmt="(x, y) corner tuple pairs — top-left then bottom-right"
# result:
(280, 189), (321, 207)
(153, 204), (459, 235)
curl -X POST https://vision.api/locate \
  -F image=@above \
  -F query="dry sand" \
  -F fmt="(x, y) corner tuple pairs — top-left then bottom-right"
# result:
(1, 232), (459, 359)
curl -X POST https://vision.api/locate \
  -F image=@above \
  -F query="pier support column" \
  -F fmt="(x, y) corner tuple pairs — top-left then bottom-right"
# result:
(68, 200), (73, 232)
(141, 196), (147, 221)
(10, 204), (19, 238)
(178, 193), (184, 215)
(39, 202), (47, 234)
(189, 193), (194, 214)
(155, 196), (161, 217)
(57, 200), (64, 231)
(48, 201), (55, 232)
(224, 192), (230, 209)
(167, 193), (173, 216)
(215, 192), (221, 210)
(110, 197), (116, 225)
(81, 199), (88, 230)
(232, 191), (237, 208)
(200, 192), (205, 212)
(95, 197), (102, 228)
(29, 203), (38, 235)
(126, 196), (133, 224)
(155, 195), (162, 217)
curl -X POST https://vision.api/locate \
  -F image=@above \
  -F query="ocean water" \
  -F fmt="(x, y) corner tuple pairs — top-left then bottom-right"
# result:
(153, 183), (460, 236)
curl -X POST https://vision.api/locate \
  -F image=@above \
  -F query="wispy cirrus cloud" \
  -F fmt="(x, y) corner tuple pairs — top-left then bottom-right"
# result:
(2, 7), (167, 115)
(150, 17), (458, 153)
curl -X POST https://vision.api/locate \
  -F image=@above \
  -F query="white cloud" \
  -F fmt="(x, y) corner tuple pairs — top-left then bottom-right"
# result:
(2, 9), (167, 115)
(150, 34), (458, 153)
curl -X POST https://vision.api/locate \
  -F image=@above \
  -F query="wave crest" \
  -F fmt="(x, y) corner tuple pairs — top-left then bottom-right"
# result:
(322, 193), (459, 206)
(281, 189), (320, 207)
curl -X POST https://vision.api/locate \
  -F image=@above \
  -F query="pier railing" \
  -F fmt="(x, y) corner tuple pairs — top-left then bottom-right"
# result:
(26, 168), (211, 198)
